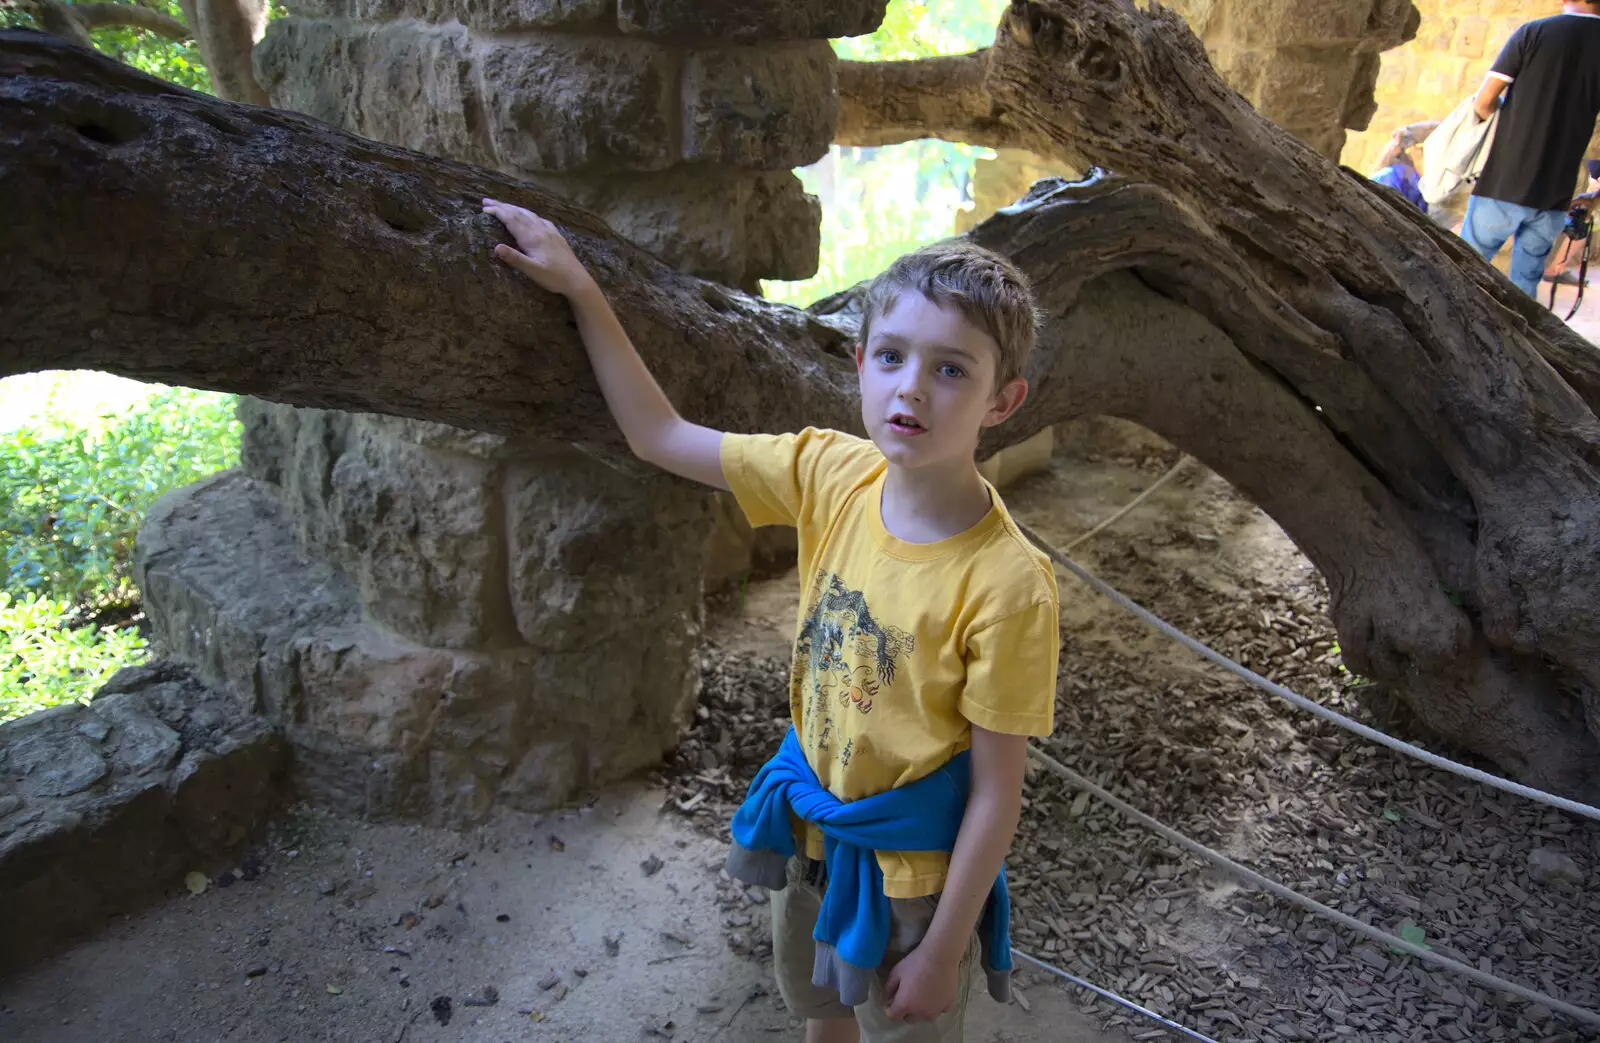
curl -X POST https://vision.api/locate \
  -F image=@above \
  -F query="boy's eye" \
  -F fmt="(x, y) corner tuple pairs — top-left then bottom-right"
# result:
(876, 349), (902, 364)
(939, 364), (966, 379)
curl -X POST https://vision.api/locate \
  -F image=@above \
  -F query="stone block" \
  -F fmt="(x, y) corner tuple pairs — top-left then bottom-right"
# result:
(504, 447), (711, 651)
(138, 472), (361, 713)
(1341, 50), (1383, 131)
(1424, 16), (1459, 53)
(1252, 51), (1361, 136)
(240, 409), (509, 650)
(139, 458), (710, 825)
(1416, 59), (1469, 105)
(321, 421), (506, 649)
(481, 34), (676, 173)
(283, 0), (610, 31)
(978, 427), (1054, 489)
(255, 18), (491, 166)
(704, 491), (799, 590)
(680, 41), (837, 170)
(1454, 16), (1489, 59)
(1229, 2), (1373, 48)
(0, 661), (283, 970)
(538, 166), (819, 286)
(618, 0), (887, 41)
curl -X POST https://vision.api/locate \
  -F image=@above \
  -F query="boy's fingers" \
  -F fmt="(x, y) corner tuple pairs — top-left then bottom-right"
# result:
(493, 243), (534, 272)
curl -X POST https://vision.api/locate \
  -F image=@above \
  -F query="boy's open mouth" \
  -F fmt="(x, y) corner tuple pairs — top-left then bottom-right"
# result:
(887, 413), (925, 434)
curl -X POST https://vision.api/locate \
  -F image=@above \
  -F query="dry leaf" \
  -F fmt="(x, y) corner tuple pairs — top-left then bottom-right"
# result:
(184, 871), (209, 896)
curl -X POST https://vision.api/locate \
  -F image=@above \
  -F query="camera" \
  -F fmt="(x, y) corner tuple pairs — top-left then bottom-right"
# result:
(1565, 205), (1592, 241)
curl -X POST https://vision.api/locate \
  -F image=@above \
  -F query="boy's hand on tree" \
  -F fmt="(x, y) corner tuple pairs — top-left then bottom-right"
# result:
(482, 199), (594, 297)
(882, 942), (960, 1023)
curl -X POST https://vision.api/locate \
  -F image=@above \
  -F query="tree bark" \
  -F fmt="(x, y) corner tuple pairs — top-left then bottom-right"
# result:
(0, 30), (863, 445)
(980, 0), (1600, 796)
(173, 0), (265, 103)
(5, 23), (1600, 797)
(835, 51), (1041, 152)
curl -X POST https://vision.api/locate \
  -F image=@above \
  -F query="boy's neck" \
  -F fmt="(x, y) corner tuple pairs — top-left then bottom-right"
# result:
(880, 457), (993, 544)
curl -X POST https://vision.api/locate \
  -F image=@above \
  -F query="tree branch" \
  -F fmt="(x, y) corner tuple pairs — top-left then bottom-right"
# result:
(835, 50), (1044, 152)
(174, 0), (265, 103)
(76, 2), (193, 42)
(7, 24), (1600, 794)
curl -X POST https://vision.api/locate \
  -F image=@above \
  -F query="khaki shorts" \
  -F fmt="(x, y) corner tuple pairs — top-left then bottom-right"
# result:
(770, 856), (981, 1042)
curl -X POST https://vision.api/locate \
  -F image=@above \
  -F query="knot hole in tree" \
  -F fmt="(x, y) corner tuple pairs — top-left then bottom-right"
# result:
(66, 102), (144, 146)
(1007, 0), (1071, 59)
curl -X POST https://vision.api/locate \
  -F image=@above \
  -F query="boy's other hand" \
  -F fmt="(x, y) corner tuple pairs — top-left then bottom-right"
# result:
(482, 199), (594, 298)
(882, 942), (960, 1023)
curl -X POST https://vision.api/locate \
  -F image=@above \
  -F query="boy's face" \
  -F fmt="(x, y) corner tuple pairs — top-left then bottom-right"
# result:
(855, 292), (1028, 472)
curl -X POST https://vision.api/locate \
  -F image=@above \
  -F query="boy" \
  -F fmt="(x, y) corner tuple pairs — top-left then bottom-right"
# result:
(483, 198), (1060, 1043)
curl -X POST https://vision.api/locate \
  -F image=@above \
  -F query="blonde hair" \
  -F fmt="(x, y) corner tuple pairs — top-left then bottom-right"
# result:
(859, 239), (1040, 387)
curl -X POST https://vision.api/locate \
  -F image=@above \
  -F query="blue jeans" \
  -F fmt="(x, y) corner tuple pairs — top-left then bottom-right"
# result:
(1461, 195), (1567, 295)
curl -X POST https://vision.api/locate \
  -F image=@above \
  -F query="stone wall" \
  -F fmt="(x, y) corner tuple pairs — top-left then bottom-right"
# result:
(1342, 0), (1546, 176)
(252, 0), (880, 290)
(0, 661), (283, 969)
(128, 0), (876, 824)
(1165, 0), (1420, 161)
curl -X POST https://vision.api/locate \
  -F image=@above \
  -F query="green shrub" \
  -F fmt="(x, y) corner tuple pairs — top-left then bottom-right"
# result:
(0, 382), (240, 721)
(1, 386), (241, 604)
(0, 591), (149, 721)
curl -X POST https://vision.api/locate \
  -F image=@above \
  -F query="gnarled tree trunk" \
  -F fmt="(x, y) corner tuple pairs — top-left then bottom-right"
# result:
(3, 17), (1600, 798)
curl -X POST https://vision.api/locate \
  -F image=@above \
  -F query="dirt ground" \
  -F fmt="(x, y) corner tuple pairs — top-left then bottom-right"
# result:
(0, 787), (1128, 1043)
(4, 433), (1599, 1043)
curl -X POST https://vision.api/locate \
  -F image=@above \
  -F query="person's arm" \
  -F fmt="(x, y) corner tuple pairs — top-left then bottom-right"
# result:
(1475, 24), (1525, 122)
(482, 198), (728, 490)
(1473, 75), (1509, 122)
(883, 724), (1026, 1022)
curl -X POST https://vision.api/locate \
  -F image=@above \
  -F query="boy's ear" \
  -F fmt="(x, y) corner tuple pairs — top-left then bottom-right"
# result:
(983, 377), (1029, 428)
(855, 343), (865, 372)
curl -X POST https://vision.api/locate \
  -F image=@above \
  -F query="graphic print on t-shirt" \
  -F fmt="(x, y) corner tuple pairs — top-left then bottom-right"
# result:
(793, 572), (915, 757)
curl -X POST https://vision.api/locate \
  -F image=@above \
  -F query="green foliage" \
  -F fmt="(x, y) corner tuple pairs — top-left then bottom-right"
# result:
(1, 591), (148, 722)
(1, 385), (242, 605)
(1, 0), (212, 94)
(833, 0), (1007, 60)
(0, 381), (240, 722)
(763, 0), (1010, 306)
(762, 140), (990, 307)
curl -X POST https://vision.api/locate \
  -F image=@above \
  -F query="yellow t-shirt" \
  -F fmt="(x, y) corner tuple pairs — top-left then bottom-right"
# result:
(721, 427), (1060, 898)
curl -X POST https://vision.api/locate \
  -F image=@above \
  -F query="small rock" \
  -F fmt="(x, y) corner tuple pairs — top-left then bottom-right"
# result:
(496, 913), (510, 923)
(551, 984), (569, 1002)
(538, 973), (561, 991)
(430, 995), (453, 1025)
(573, 967), (589, 978)
(461, 986), (499, 1007)
(423, 892), (446, 909)
(245, 966), (268, 978)
(604, 933), (622, 957)
(317, 878), (337, 896)
(641, 854), (665, 877)
(1527, 847), (1584, 886)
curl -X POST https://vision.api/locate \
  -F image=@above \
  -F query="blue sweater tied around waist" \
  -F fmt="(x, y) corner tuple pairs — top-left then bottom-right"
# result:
(725, 728), (1013, 1008)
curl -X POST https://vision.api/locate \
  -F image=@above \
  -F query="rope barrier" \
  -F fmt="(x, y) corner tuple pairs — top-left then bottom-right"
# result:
(1004, 456), (1600, 1030)
(1022, 743), (1600, 1029)
(1009, 947), (1223, 1043)
(1058, 455), (1193, 554)
(1015, 514), (1600, 825)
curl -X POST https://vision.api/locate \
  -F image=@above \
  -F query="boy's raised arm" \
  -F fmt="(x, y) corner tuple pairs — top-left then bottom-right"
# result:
(483, 199), (730, 491)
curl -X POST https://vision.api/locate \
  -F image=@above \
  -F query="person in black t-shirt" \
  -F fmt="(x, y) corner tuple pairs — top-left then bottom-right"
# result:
(1462, 1), (1600, 295)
